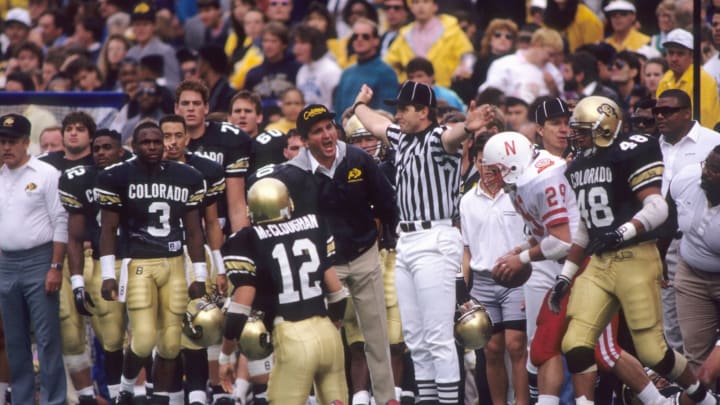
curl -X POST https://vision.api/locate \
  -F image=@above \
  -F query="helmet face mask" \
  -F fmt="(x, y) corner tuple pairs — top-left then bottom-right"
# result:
(239, 311), (273, 360)
(182, 298), (224, 347)
(247, 177), (295, 225)
(569, 96), (622, 148)
(454, 303), (493, 350)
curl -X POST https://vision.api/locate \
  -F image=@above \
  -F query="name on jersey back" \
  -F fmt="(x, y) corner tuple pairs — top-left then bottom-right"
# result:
(128, 183), (190, 202)
(568, 166), (613, 188)
(254, 214), (320, 240)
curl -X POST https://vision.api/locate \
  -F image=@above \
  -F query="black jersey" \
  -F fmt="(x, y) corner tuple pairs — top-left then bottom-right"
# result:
(250, 129), (287, 174)
(187, 121), (252, 178)
(246, 163), (320, 217)
(222, 212), (335, 322)
(39, 151), (94, 173)
(184, 152), (226, 209)
(565, 133), (665, 243)
(95, 160), (206, 259)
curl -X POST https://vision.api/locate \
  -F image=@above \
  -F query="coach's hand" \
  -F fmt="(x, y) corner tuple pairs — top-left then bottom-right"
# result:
(548, 275), (570, 314)
(585, 229), (624, 256)
(188, 281), (206, 300)
(101, 279), (118, 301)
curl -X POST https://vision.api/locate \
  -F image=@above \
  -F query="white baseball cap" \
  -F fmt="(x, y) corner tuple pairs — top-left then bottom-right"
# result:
(662, 28), (693, 50)
(604, 0), (636, 13)
(5, 8), (30, 28)
(530, 0), (547, 9)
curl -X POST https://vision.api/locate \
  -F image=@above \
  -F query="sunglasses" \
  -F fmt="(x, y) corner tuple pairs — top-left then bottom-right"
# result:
(608, 10), (632, 17)
(651, 105), (688, 116)
(493, 31), (514, 40)
(269, 1), (289, 6)
(383, 4), (404, 11)
(630, 116), (655, 127)
(137, 87), (157, 96)
(351, 32), (373, 41)
(609, 60), (626, 70)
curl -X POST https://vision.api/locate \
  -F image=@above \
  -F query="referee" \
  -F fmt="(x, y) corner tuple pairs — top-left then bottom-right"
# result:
(0, 113), (67, 404)
(353, 81), (493, 404)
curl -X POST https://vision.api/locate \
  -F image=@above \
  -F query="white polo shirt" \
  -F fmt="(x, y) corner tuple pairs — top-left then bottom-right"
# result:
(459, 183), (525, 274)
(669, 163), (720, 273)
(0, 155), (68, 252)
(660, 121), (720, 195)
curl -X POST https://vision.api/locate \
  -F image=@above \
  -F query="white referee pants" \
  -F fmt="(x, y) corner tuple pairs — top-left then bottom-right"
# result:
(395, 225), (461, 385)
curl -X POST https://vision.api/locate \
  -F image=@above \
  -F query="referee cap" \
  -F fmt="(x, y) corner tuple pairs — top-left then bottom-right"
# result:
(384, 80), (437, 108)
(534, 97), (570, 125)
(296, 104), (336, 136)
(0, 114), (30, 138)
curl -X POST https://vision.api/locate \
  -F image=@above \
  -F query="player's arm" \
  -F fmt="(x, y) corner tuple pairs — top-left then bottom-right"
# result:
(547, 219), (590, 313)
(219, 284), (256, 388)
(226, 176), (249, 232)
(99, 208), (120, 301)
(442, 101), (494, 154)
(185, 207), (208, 299)
(204, 201), (228, 294)
(67, 212), (95, 315)
(353, 84), (392, 142)
(324, 266), (349, 326)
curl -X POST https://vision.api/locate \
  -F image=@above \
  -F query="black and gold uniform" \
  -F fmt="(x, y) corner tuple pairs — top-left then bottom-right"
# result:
(95, 159), (206, 359)
(187, 120), (251, 230)
(249, 129), (287, 174)
(39, 150), (94, 172)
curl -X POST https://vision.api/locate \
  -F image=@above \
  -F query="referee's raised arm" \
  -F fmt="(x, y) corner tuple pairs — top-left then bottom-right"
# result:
(352, 84), (393, 143)
(441, 100), (496, 154)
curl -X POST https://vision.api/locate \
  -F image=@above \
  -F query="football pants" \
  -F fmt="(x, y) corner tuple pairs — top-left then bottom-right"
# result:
(88, 259), (126, 352)
(59, 253), (93, 355)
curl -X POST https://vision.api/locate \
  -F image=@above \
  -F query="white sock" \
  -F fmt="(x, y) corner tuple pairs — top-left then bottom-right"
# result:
(134, 384), (146, 397)
(575, 395), (594, 405)
(120, 376), (137, 393)
(637, 381), (663, 404)
(77, 386), (95, 397)
(538, 394), (560, 405)
(352, 390), (371, 404)
(108, 384), (121, 400)
(0, 383), (7, 405)
(168, 391), (184, 405)
(395, 387), (402, 401)
(188, 390), (207, 404)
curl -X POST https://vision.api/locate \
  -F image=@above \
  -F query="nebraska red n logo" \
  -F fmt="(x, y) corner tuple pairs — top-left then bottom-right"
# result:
(504, 140), (516, 155)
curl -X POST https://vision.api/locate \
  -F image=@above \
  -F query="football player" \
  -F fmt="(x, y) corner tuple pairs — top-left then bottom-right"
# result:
(556, 96), (716, 405)
(96, 121), (208, 405)
(58, 129), (128, 404)
(175, 79), (252, 233)
(39, 111), (96, 171)
(227, 90), (288, 174)
(160, 114), (230, 405)
(218, 170), (350, 405)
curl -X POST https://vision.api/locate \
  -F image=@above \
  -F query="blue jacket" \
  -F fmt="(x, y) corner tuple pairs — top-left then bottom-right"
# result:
(333, 55), (398, 121)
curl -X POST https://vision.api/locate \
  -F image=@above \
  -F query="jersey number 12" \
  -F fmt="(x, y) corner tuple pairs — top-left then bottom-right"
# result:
(272, 238), (322, 304)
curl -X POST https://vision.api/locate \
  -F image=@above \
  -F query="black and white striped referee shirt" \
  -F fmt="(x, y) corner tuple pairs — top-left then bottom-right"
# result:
(387, 123), (462, 222)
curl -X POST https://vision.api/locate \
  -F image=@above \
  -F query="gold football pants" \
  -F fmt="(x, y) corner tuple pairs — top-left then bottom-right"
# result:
(267, 316), (347, 405)
(562, 242), (668, 367)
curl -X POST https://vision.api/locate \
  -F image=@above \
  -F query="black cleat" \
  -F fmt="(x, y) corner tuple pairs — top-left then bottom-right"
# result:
(115, 391), (134, 405)
(78, 395), (98, 405)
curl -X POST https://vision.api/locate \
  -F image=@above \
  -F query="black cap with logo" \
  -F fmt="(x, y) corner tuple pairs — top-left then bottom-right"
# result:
(296, 104), (336, 136)
(131, 2), (156, 22)
(0, 114), (31, 138)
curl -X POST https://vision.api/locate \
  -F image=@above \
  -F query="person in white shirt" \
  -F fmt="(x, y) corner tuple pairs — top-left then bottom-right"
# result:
(292, 24), (342, 108)
(0, 113), (68, 405)
(460, 139), (529, 405)
(655, 89), (720, 353)
(479, 28), (564, 104)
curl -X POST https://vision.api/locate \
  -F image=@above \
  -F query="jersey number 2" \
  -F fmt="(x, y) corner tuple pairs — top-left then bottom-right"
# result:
(272, 238), (322, 304)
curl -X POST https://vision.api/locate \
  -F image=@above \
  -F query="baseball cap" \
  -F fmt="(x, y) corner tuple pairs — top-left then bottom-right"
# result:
(131, 2), (156, 23)
(662, 28), (693, 51)
(197, 0), (221, 7)
(384, 80), (437, 108)
(530, 0), (547, 9)
(198, 45), (229, 74)
(296, 104), (336, 136)
(535, 98), (571, 125)
(5, 8), (30, 28)
(604, 0), (636, 13)
(0, 114), (31, 138)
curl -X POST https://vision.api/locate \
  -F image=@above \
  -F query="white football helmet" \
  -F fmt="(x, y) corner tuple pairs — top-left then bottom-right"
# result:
(481, 131), (535, 184)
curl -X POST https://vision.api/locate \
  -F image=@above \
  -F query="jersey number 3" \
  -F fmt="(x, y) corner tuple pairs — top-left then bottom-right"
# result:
(272, 238), (322, 304)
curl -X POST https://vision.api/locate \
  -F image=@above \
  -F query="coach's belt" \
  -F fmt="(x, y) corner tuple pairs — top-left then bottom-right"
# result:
(398, 219), (452, 233)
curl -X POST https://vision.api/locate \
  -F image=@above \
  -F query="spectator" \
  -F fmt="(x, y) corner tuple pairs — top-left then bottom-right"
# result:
(265, 0), (293, 24)
(67, 15), (103, 62)
(504, 97), (529, 131)
(266, 87), (304, 133)
(197, 0), (231, 49)
(603, 0), (651, 52)
(12, 41), (42, 78)
(543, 0), (603, 53)
(649, 0), (677, 56)
(657, 29), (720, 129)
(385, 0), (474, 87)
(705, 10), (720, 91)
(229, 8), (265, 90)
(98, 34), (131, 91)
(4, 71), (58, 155)
(406, 57), (465, 112)
(198, 45), (235, 113)
(36, 10), (67, 51)
(480, 28), (564, 104)
(1, 8), (31, 61)
(126, 2), (181, 89)
(337, 0), (379, 68)
(630, 98), (658, 137)
(304, 2), (342, 66)
(643, 57), (668, 98)
(98, 0), (130, 36)
(0, 113), (68, 405)
(39, 126), (63, 154)
(119, 79), (166, 144)
(177, 48), (201, 82)
(610, 50), (642, 111)
(244, 21), (301, 103)
(333, 18), (398, 119)
(567, 51), (620, 103)
(293, 24), (342, 108)
(379, 0), (409, 58)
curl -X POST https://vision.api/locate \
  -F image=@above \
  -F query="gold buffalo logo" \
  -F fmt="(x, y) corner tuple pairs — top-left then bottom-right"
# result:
(25, 182), (37, 191)
(303, 106), (328, 120)
(3, 116), (14, 127)
(597, 103), (618, 118)
(347, 167), (362, 181)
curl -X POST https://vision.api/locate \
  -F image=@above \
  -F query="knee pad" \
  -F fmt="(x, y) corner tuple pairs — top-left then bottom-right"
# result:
(64, 351), (91, 373)
(652, 348), (687, 380)
(248, 353), (273, 378)
(565, 346), (596, 374)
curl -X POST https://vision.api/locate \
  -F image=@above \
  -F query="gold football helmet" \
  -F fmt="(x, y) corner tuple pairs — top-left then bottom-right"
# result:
(182, 298), (225, 347)
(344, 114), (385, 161)
(569, 96), (622, 148)
(454, 303), (493, 350)
(247, 177), (294, 225)
(239, 311), (273, 360)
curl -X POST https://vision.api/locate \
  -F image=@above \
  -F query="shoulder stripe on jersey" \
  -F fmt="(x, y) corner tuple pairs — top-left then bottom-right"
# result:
(224, 255), (255, 266)
(94, 188), (122, 205)
(628, 163), (663, 191)
(59, 190), (83, 209)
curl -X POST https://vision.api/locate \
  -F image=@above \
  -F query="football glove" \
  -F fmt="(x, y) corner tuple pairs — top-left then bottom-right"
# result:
(73, 286), (95, 316)
(585, 229), (624, 255)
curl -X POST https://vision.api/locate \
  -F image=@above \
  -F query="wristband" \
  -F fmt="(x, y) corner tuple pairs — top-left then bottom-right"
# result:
(326, 287), (349, 304)
(218, 351), (237, 366)
(519, 249), (531, 264)
(71, 274), (84, 290)
(617, 222), (637, 242)
(352, 101), (367, 115)
(516, 240), (532, 252)
(212, 249), (226, 275)
(560, 260), (580, 280)
(100, 255), (116, 280)
(193, 262), (208, 282)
